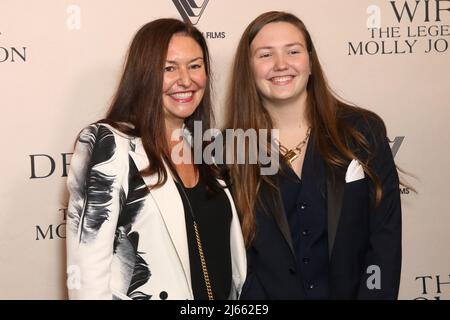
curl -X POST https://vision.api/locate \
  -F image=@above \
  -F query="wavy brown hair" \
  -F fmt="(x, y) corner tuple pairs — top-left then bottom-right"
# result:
(225, 11), (385, 246)
(100, 18), (221, 192)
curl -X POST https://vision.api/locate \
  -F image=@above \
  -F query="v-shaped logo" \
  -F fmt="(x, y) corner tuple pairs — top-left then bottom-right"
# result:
(172, 0), (210, 25)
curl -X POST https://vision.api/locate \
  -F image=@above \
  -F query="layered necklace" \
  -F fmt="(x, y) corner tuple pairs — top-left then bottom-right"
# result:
(278, 127), (312, 166)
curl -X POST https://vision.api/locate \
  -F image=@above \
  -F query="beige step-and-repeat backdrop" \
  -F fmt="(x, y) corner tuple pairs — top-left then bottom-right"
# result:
(0, 0), (449, 299)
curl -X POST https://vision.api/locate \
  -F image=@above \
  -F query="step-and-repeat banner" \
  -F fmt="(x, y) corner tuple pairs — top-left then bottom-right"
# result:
(0, 0), (449, 299)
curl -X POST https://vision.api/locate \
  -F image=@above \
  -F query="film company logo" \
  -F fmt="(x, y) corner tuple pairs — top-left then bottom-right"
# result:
(171, 1), (226, 39)
(172, 0), (209, 25)
(389, 136), (404, 159)
(415, 274), (450, 300)
(0, 32), (27, 63)
(389, 136), (411, 195)
(203, 31), (226, 39)
(35, 208), (67, 240)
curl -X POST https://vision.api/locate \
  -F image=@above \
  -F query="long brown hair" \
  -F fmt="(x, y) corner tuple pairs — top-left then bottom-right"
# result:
(100, 18), (221, 192)
(225, 11), (385, 246)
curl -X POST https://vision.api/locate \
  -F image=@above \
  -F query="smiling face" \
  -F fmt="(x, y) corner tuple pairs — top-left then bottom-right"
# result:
(250, 22), (311, 106)
(162, 34), (206, 128)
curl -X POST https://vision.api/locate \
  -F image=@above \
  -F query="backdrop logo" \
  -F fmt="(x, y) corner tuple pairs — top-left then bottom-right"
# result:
(415, 274), (450, 300)
(29, 153), (72, 179)
(172, 0), (209, 25)
(349, 1), (450, 56)
(35, 208), (67, 240)
(389, 136), (405, 159)
(0, 32), (27, 63)
(389, 136), (412, 195)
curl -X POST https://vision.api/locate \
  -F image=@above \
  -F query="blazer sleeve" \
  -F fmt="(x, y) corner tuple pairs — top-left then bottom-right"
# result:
(356, 117), (402, 299)
(66, 124), (128, 299)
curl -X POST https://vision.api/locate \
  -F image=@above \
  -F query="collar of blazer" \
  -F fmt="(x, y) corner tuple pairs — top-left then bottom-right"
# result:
(128, 139), (192, 293)
(327, 167), (345, 260)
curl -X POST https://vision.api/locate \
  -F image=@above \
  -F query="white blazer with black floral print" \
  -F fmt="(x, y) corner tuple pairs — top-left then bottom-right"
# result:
(66, 123), (246, 300)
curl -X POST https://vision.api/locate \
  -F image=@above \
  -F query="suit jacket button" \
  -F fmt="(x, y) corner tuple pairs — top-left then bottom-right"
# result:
(159, 291), (168, 300)
(299, 202), (307, 211)
(289, 267), (296, 274)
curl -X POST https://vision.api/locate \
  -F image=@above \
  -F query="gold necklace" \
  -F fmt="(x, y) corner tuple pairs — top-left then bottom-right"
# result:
(278, 127), (311, 166)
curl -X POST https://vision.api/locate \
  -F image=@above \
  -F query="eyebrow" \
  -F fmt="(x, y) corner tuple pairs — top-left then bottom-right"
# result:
(165, 57), (204, 64)
(254, 42), (306, 52)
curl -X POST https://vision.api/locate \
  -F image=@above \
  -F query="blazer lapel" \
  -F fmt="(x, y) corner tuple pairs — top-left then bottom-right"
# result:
(129, 139), (192, 293)
(326, 169), (345, 259)
(260, 179), (295, 258)
(218, 179), (247, 298)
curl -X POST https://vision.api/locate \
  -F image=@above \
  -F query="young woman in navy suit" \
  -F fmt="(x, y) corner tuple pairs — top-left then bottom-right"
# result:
(225, 11), (401, 299)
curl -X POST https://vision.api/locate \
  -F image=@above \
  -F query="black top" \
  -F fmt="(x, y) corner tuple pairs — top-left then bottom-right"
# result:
(278, 134), (330, 299)
(175, 178), (232, 300)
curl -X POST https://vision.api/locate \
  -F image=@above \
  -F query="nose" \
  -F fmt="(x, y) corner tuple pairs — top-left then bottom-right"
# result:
(274, 53), (288, 71)
(177, 67), (192, 87)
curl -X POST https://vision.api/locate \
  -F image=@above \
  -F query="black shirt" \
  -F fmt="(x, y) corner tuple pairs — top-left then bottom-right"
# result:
(278, 134), (330, 299)
(175, 179), (232, 300)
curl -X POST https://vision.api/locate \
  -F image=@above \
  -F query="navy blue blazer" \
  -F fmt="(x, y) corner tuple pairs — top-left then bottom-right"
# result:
(240, 114), (402, 300)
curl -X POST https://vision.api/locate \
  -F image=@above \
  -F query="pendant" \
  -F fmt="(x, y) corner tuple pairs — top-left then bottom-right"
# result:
(285, 149), (299, 165)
